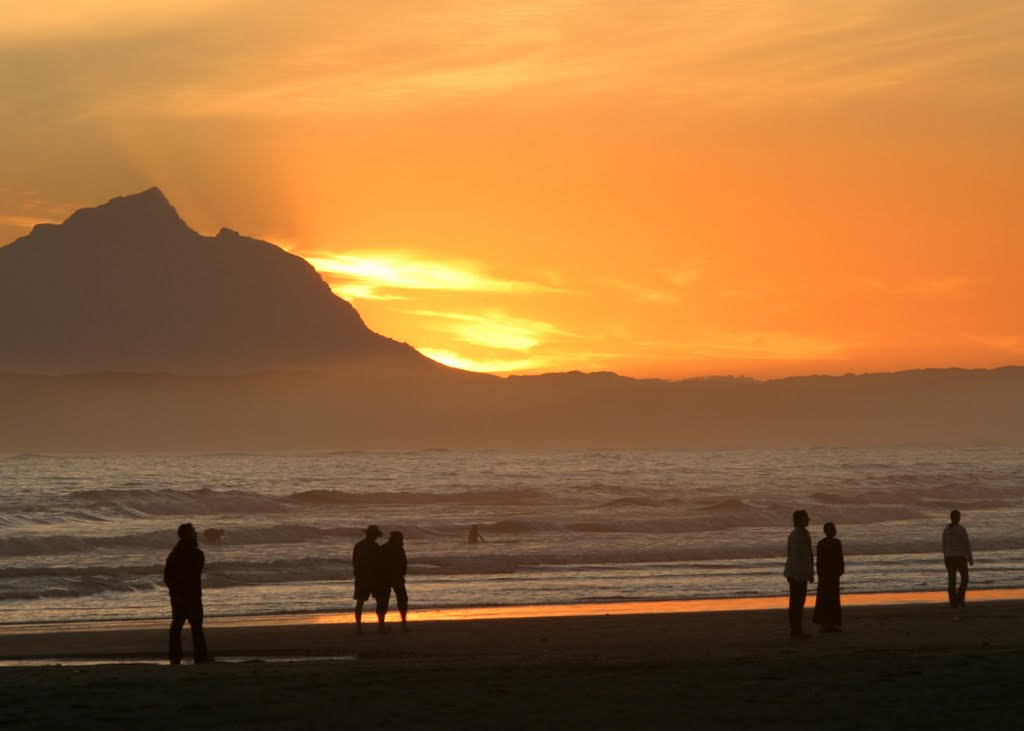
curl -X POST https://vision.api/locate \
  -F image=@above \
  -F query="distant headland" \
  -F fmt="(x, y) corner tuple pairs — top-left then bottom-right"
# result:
(1, 190), (1022, 451)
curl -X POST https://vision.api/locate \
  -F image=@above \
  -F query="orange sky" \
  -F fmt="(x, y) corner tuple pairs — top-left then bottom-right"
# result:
(2, 1), (1022, 379)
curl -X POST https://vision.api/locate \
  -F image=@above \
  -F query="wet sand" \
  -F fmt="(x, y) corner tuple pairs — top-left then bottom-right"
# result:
(2, 599), (1022, 729)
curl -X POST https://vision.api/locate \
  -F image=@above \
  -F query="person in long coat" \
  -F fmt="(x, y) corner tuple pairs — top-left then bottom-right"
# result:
(813, 522), (845, 632)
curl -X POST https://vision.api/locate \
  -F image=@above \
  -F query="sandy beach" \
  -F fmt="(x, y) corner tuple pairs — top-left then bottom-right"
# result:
(2, 597), (1022, 729)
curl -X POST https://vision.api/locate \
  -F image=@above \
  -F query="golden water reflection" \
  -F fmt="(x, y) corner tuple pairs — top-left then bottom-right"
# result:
(306, 588), (1024, 626)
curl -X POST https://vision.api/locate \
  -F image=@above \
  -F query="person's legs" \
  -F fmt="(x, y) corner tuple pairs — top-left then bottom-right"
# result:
(188, 603), (209, 663)
(787, 577), (808, 637)
(354, 598), (365, 632)
(375, 587), (390, 631)
(169, 607), (186, 665)
(957, 560), (969, 605)
(945, 557), (959, 607)
(395, 582), (409, 626)
(832, 577), (843, 629)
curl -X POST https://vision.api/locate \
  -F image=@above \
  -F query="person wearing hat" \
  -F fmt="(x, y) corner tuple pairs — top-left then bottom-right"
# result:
(163, 522), (210, 664)
(352, 524), (386, 633)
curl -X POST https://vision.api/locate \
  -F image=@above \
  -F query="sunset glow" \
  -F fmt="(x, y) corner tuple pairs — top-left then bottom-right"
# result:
(2, 1), (1022, 378)
(300, 588), (1024, 625)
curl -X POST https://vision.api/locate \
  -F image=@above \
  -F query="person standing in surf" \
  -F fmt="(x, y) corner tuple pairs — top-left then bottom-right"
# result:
(812, 522), (845, 632)
(352, 524), (386, 633)
(784, 509), (814, 639)
(163, 522), (210, 664)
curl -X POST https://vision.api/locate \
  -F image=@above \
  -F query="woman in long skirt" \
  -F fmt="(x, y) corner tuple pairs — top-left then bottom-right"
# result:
(813, 522), (845, 632)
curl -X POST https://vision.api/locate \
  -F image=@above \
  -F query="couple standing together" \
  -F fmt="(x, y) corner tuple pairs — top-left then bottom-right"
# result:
(352, 524), (409, 633)
(784, 510), (844, 638)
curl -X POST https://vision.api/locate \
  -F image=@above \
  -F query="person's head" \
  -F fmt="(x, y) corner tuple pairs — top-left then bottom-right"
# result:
(364, 524), (383, 540)
(950, 510), (961, 525)
(792, 510), (809, 528)
(177, 522), (197, 542)
(388, 531), (404, 545)
(823, 522), (836, 537)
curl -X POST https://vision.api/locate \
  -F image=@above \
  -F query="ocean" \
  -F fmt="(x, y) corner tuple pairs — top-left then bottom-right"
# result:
(2, 447), (1023, 628)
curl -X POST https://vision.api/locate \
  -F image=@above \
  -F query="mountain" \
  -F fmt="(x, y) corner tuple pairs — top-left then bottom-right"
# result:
(0, 188), (433, 373)
(2, 189), (1023, 451)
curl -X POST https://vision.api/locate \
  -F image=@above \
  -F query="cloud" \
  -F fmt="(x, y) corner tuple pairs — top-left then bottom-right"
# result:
(894, 277), (969, 297)
(628, 330), (855, 362)
(0, 214), (54, 230)
(304, 250), (560, 301)
(11, 0), (1019, 128)
(851, 275), (970, 298)
(606, 262), (701, 304)
(0, 189), (75, 240)
(970, 334), (1024, 354)
(410, 309), (568, 351)
(0, 1), (244, 42)
(419, 347), (551, 373)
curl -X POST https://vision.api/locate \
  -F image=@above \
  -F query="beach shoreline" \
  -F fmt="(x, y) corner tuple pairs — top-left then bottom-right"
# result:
(2, 598), (1022, 729)
(2, 590), (1022, 663)
(3, 586), (1023, 644)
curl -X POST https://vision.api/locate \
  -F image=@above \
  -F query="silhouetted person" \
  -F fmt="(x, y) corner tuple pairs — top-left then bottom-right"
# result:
(784, 509), (814, 639)
(381, 531), (409, 631)
(813, 522), (845, 632)
(467, 524), (486, 543)
(163, 522), (210, 664)
(352, 524), (385, 633)
(942, 510), (973, 608)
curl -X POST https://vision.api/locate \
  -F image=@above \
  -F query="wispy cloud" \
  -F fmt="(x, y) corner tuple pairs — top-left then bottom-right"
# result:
(419, 347), (552, 373)
(606, 263), (702, 305)
(851, 275), (970, 298)
(0, 1), (244, 42)
(304, 250), (560, 301)
(970, 334), (1024, 354)
(0, 189), (75, 239)
(63, 0), (1024, 121)
(894, 277), (970, 297)
(410, 309), (568, 351)
(0, 214), (55, 230)
(629, 330), (855, 362)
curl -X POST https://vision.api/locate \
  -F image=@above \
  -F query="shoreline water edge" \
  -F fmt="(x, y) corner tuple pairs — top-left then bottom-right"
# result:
(3, 595), (1023, 730)
(3, 588), (1023, 662)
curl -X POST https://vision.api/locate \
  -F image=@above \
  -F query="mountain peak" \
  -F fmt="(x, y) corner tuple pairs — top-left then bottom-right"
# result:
(123, 186), (172, 207)
(60, 187), (188, 235)
(0, 189), (433, 374)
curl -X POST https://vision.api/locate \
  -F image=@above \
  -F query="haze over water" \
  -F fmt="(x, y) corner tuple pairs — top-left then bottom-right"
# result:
(3, 446), (1022, 628)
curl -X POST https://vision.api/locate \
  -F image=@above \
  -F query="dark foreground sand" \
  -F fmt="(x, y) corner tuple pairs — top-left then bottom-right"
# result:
(2, 600), (1022, 730)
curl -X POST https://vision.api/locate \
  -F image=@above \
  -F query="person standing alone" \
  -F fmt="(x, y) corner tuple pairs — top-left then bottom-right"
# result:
(163, 522), (210, 664)
(784, 509), (814, 638)
(942, 510), (974, 608)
